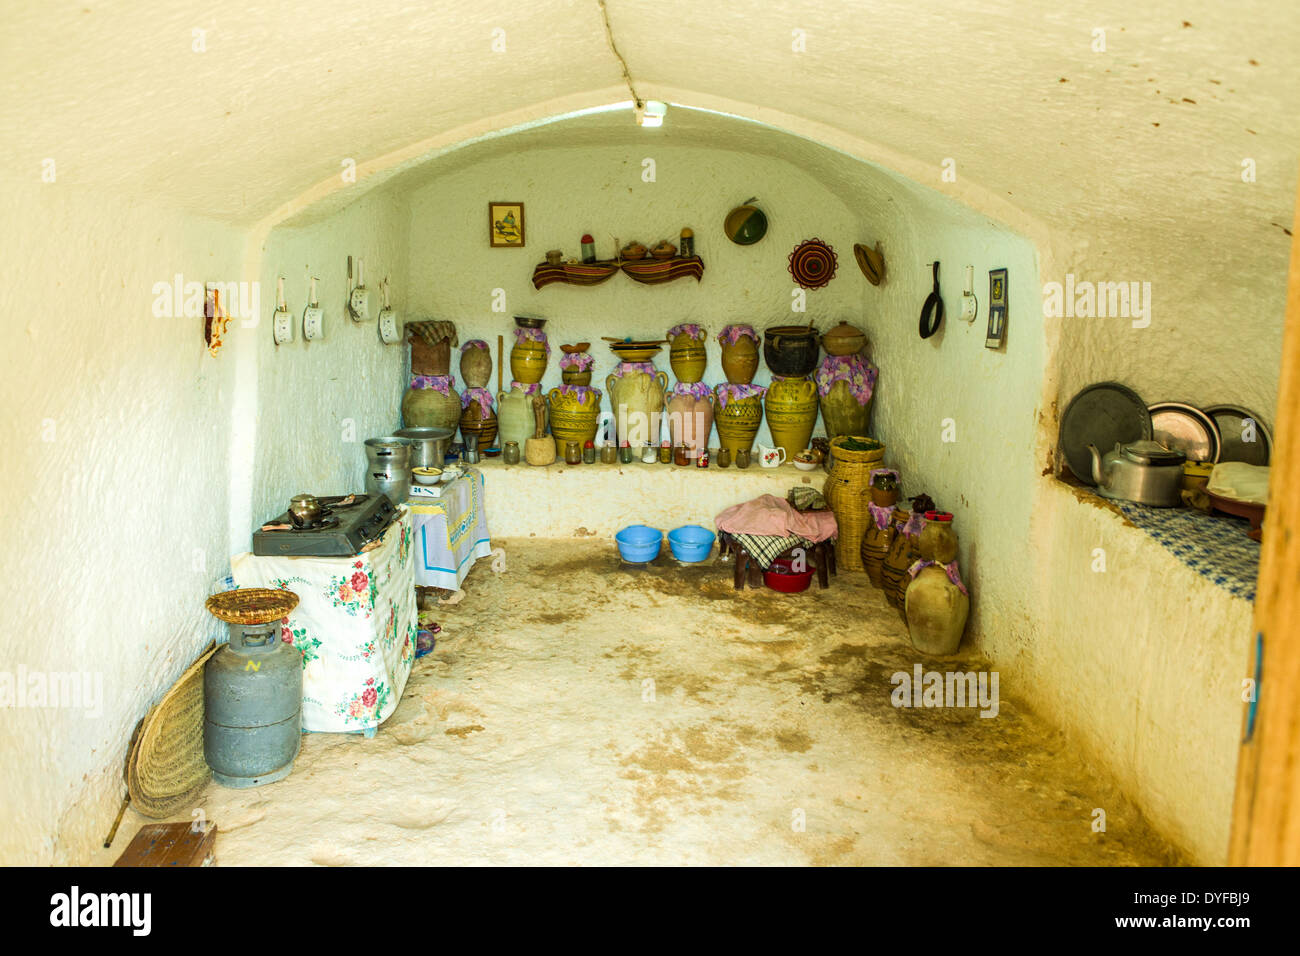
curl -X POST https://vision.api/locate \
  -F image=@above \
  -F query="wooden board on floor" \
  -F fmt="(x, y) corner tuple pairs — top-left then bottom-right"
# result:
(113, 822), (217, 867)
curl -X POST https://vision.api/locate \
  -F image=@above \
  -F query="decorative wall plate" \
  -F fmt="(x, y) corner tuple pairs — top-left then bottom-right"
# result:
(788, 238), (838, 289)
(1149, 402), (1221, 463)
(1204, 404), (1272, 466)
(724, 199), (767, 245)
(1058, 381), (1152, 484)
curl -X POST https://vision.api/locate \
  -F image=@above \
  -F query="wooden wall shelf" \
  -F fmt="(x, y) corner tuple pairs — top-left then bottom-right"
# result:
(532, 256), (705, 290)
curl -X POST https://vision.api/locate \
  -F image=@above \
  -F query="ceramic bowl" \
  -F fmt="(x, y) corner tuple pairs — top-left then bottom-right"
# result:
(610, 344), (663, 363)
(412, 467), (442, 485)
(615, 525), (663, 563)
(793, 457), (817, 471)
(667, 525), (715, 563)
(483, 447), (501, 458)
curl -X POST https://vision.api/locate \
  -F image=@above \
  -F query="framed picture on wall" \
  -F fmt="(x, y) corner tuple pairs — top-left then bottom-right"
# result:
(986, 267), (1008, 349)
(489, 202), (525, 247)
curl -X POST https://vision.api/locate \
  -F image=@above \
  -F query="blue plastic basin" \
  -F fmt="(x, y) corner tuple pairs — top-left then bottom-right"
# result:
(667, 525), (716, 563)
(615, 525), (663, 563)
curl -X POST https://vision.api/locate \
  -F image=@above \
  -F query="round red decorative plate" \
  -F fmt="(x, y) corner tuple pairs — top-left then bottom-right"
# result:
(788, 238), (838, 289)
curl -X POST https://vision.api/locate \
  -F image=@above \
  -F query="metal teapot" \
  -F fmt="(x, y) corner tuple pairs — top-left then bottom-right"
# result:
(1087, 439), (1185, 507)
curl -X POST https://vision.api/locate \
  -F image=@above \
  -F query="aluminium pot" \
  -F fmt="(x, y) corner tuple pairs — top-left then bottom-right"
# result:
(363, 436), (412, 505)
(395, 426), (454, 469)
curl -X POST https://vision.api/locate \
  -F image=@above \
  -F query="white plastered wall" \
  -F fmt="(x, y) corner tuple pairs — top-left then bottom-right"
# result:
(0, 183), (246, 863)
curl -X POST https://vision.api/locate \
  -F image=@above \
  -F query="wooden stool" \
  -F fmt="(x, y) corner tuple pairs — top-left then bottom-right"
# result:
(724, 534), (836, 591)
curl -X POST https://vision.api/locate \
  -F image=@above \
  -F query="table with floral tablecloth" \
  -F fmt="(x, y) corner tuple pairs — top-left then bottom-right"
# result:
(230, 507), (416, 734)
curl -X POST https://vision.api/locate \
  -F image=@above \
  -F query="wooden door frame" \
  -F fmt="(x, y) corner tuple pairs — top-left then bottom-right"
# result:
(1229, 176), (1300, 865)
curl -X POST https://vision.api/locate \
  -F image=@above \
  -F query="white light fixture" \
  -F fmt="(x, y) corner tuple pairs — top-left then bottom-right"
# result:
(635, 100), (667, 128)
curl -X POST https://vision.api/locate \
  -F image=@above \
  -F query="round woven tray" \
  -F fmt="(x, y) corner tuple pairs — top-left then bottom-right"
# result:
(127, 641), (218, 818)
(205, 587), (299, 625)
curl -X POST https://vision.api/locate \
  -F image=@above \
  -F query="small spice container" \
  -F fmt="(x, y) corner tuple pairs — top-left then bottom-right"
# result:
(581, 233), (596, 263)
(658, 441), (672, 464)
(620, 442), (634, 464)
(696, 449), (710, 469)
(503, 441), (520, 465)
(601, 441), (618, 464)
(641, 445), (658, 464)
(583, 440), (597, 464)
(716, 447), (731, 468)
(565, 440), (582, 465)
(680, 227), (695, 257)
(674, 445), (690, 466)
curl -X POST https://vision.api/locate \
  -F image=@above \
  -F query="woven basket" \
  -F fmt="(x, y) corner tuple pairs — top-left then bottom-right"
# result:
(822, 437), (886, 571)
(205, 587), (299, 625)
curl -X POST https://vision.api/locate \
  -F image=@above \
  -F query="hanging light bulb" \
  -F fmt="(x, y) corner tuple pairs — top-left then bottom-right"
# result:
(635, 100), (667, 128)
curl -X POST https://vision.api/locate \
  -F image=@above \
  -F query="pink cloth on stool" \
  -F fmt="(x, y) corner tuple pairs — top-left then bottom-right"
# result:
(715, 494), (838, 543)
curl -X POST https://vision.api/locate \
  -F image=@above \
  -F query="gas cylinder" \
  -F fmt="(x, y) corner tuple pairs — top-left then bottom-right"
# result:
(204, 620), (303, 788)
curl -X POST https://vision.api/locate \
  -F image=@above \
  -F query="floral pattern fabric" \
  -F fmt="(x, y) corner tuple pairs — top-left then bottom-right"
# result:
(513, 327), (551, 354)
(717, 324), (758, 345)
(460, 386), (495, 417)
(611, 361), (657, 379)
(232, 507), (416, 733)
(553, 384), (602, 404)
(815, 354), (878, 405)
(559, 352), (595, 370)
(713, 382), (766, 408)
(670, 381), (713, 400)
(667, 323), (706, 341)
(410, 374), (455, 394)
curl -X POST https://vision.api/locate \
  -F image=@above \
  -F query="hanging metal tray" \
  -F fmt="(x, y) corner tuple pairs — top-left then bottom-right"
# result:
(1204, 404), (1272, 466)
(1059, 381), (1152, 484)
(1149, 401), (1221, 463)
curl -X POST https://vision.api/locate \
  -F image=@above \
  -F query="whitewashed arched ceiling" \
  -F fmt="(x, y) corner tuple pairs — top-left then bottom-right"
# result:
(3, 0), (1295, 416)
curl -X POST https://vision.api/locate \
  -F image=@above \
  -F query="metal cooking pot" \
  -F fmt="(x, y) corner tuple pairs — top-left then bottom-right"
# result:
(395, 426), (454, 469)
(363, 436), (412, 505)
(763, 324), (820, 378)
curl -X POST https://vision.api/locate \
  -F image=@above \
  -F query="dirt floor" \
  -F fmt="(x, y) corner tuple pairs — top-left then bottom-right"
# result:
(96, 539), (1182, 866)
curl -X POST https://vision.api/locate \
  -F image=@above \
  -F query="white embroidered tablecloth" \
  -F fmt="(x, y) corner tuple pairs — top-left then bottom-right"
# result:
(407, 468), (492, 589)
(230, 507), (416, 733)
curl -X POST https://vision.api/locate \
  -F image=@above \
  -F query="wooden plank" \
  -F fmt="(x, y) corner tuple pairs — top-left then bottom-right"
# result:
(113, 822), (217, 867)
(1229, 179), (1300, 865)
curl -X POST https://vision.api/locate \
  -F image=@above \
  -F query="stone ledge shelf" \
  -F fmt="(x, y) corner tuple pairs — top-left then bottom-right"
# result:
(475, 456), (821, 538)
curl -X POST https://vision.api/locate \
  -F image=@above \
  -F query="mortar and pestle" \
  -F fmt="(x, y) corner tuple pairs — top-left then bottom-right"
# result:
(525, 392), (556, 465)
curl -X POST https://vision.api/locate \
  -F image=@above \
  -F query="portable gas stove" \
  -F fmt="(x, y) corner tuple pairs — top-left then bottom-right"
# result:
(252, 493), (398, 557)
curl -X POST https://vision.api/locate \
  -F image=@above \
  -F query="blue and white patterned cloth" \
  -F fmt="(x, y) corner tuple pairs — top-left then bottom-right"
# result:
(1113, 501), (1260, 602)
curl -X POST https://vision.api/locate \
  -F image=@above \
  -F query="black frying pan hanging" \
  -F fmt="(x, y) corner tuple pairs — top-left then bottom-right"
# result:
(919, 261), (944, 338)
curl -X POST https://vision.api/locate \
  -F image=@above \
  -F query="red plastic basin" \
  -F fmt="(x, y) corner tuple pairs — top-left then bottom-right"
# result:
(763, 557), (814, 593)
